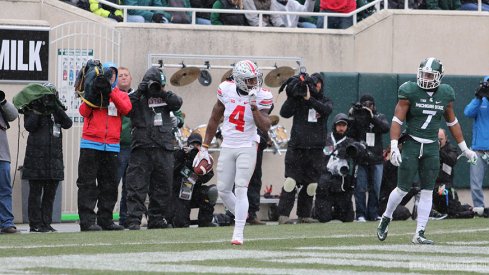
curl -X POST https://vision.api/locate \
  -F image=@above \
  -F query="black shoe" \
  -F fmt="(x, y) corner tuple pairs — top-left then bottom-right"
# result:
(199, 222), (218, 227)
(127, 223), (141, 230)
(1, 226), (18, 234)
(148, 218), (171, 229)
(100, 223), (125, 231)
(46, 225), (57, 232)
(30, 226), (49, 233)
(80, 224), (102, 232)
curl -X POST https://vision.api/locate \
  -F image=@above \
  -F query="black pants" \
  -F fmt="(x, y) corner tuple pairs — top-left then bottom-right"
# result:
(277, 148), (323, 218)
(126, 147), (174, 227)
(172, 185), (215, 227)
(76, 149), (119, 229)
(247, 146), (264, 218)
(28, 180), (59, 228)
(314, 189), (354, 222)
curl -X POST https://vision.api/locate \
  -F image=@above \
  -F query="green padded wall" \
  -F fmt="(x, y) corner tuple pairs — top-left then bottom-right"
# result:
(321, 72), (487, 188)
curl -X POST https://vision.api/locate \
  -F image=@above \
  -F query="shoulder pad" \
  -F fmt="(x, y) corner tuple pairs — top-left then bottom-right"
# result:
(398, 81), (417, 99)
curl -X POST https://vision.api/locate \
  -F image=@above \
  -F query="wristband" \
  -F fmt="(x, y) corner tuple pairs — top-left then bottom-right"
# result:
(202, 143), (209, 149)
(391, 140), (398, 149)
(458, 141), (468, 152)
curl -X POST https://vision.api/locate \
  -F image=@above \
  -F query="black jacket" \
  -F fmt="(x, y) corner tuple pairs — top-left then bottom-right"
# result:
(436, 141), (460, 186)
(22, 108), (73, 181)
(129, 68), (183, 150)
(347, 109), (389, 165)
(190, 0), (215, 19)
(280, 93), (332, 149)
(319, 130), (355, 193)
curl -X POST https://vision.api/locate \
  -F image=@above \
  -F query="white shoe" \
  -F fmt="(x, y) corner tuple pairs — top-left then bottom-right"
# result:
(356, 216), (366, 222)
(473, 207), (485, 216)
(412, 230), (434, 245)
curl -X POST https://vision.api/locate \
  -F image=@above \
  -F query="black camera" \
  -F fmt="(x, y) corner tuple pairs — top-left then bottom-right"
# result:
(346, 141), (375, 162)
(476, 81), (489, 99)
(326, 155), (349, 176)
(278, 72), (316, 99)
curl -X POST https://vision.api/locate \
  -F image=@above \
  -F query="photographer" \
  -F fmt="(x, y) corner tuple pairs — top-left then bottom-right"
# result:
(76, 62), (132, 232)
(172, 133), (217, 228)
(464, 76), (489, 216)
(0, 89), (18, 234)
(277, 72), (333, 224)
(125, 67), (183, 230)
(347, 94), (389, 222)
(314, 113), (355, 222)
(18, 83), (72, 232)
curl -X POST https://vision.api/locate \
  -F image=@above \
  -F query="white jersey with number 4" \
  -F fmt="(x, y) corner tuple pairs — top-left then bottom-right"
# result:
(217, 80), (273, 148)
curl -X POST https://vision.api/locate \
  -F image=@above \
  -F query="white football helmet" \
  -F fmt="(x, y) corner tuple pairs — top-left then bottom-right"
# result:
(232, 60), (263, 93)
(417, 57), (444, 90)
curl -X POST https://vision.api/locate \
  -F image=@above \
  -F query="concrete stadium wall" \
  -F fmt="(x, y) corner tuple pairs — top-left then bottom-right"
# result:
(2, 0), (489, 219)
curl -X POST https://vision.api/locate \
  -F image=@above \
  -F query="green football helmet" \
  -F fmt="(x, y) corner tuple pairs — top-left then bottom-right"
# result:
(417, 57), (444, 90)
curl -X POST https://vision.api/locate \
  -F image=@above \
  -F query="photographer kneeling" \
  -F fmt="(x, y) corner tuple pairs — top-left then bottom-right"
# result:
(276, 72), (333, 224)
(314, 113), (355, 222)
(347, 94), (389, 222)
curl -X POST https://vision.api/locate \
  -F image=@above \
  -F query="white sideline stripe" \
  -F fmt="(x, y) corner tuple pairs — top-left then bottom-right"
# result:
(0, 250), (407, 274)
(299, 244), (489, 255)
(446, 241), (489, 245)
(269, 257), (489, 273)
(287, 251), (489, 263)
(3, 227), (488, 250)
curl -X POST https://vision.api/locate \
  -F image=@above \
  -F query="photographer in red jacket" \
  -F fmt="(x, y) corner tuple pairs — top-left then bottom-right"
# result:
(76, 62), (132, 232)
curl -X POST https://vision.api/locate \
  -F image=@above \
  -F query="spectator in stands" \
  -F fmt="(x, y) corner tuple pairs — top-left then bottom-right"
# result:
(464, 76), (489, 217)
(273, 0), (316, 28)
(0, 90), (19, 234)
(347, 94), (389, 222)
(115, 67), (135, 228)
(316, 0), (356, 29)
(424, 0), (461, 9)
(384, 0), (423, 8)
(243, 0), (285, 27)
(172, 133), (217, 227)
(314, 113), (355, 223)
(20, 84), (72, 233)
(277, 73), (333, 224)
(166, 0), (193, 24)
(77, 62), (131, 232)
(211, 0), (247, 25)
(125, 0), (171, 23)
(125, 67), (183, 230)
(459, 0), (489, 10)
(296, 0), (320, 28)
(190, 0), (215, 25)
(89, 0), (145, 22)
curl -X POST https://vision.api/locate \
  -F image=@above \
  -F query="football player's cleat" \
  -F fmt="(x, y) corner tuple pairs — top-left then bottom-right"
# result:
(417, 57), (444, 90)
(412, 230), (434, 245)
(231, 240), (243, 245)
(377, 215), (391, 241)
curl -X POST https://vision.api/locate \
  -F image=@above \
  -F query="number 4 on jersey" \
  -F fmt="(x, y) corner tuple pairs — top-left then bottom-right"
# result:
(229, 105), (245, 132)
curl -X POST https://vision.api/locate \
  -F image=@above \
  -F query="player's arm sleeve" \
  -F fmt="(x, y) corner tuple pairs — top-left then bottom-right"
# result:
(257, 91), (273, 110)
(397, 82), (411, 101)
(216, 85), (225, 104)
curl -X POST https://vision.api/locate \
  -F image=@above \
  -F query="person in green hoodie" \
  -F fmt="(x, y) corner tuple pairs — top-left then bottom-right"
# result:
(116, 66), (135, 228)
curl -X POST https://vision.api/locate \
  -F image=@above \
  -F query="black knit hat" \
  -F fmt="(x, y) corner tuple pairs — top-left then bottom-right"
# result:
(360, 94), (375, 104)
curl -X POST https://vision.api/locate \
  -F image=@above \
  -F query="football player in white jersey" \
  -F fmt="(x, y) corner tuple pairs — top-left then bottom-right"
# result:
(194, 60), (272, 245)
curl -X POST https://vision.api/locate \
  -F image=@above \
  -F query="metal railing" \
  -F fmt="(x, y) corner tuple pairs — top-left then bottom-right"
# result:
(97, 0), (385, 28)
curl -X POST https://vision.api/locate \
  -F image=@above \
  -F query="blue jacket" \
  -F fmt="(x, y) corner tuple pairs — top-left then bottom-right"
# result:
(464, 97), (489, 150)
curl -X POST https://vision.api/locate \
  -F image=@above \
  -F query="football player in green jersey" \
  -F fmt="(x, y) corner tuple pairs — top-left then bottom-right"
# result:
(377, 57), (478, 244)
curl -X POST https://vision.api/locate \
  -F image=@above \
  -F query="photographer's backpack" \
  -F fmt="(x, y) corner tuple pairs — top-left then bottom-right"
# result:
(74, 59), (108, 108)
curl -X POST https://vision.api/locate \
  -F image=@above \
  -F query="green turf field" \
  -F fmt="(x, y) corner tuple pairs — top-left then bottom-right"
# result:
(1, 218), (488, 274)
